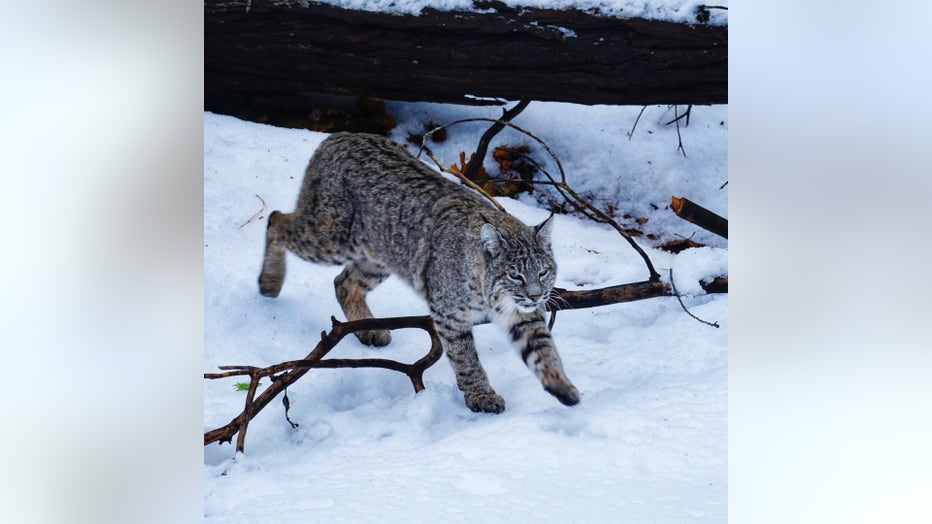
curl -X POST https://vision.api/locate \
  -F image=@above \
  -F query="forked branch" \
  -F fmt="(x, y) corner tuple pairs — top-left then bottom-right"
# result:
(462, 99), (531, 181)
(205, 315), (442, 452)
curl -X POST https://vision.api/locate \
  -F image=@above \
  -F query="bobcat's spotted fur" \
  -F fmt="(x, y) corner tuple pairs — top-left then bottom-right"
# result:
(259, 133), (579, 412)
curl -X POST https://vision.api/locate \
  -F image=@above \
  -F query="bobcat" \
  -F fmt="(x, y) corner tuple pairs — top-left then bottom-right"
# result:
(258, 133), (580, 413)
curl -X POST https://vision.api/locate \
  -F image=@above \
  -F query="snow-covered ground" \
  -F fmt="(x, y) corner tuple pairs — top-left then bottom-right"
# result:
(312, 0), (728, 24)
(204, 101), (727, 522)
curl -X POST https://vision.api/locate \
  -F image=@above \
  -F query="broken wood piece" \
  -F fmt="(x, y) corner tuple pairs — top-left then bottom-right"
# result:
(670, 196), (728, 238)
(700, 277), (728, 294)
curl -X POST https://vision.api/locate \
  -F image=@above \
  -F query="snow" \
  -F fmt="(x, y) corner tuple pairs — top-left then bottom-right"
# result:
(309, 0), (728, 24)
(204, 100), (726, 522)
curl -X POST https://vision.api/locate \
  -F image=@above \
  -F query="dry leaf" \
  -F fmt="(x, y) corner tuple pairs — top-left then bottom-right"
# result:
(659, 238), (705, 253)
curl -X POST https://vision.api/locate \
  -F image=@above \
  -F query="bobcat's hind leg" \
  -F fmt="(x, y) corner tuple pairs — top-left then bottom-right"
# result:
(259, 211), (289, 297)
(335, 260), (392, 347)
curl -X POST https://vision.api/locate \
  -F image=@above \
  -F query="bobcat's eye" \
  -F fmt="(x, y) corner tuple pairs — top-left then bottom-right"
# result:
(539, 268), (551, 279)
(507, 271), (525, 284)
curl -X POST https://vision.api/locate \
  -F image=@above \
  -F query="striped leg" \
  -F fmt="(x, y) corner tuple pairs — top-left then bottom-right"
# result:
(434, 319), (505, 413)
(507, 312), (580, 406)
(334, 259), (392, 346)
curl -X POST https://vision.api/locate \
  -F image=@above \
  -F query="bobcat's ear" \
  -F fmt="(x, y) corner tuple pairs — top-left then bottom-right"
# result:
(480, 223), (506, 257)
(534, 214), (554, 250)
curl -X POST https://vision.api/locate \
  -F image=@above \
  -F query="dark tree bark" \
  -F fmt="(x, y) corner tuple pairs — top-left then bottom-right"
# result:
(205, 1), (727, 119)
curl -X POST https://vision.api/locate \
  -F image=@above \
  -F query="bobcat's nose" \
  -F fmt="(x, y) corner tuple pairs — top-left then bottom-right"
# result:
(528, 293), (543, 302)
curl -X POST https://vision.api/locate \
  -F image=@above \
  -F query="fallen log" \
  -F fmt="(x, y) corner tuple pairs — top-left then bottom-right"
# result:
(205, 1), (727, 121)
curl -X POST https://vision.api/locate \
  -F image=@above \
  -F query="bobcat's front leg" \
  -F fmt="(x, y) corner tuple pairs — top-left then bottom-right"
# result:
(434, 319), (505, 414)
(506, 311), (580, 406)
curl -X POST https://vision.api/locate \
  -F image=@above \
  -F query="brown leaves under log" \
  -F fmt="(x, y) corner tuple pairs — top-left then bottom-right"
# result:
(492, 145), (527, 171)
(275, 97), (398, 134)
(355, 98), (396, 132)
(494, 145), (537, 181)
(448, 146), (537, 198)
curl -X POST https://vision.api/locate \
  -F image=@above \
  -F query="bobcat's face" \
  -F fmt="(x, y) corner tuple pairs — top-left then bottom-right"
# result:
(481, 217), (556, 314)
(498, 254), (557, 313)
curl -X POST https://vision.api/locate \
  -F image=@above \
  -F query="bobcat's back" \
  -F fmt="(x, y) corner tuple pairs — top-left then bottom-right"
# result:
(297, 133), (534, 298)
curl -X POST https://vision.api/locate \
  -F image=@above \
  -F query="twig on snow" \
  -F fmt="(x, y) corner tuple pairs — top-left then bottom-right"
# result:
(672, 105), (688, 157)
(627, 106), (648, 140)
(237, 194), (267, 229)
(669, 268), (719, 328)
(664, 104), (692, 127)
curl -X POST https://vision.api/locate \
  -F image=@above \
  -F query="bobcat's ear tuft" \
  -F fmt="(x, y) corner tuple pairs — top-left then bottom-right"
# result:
(480, 223), (506, 257)
(534, 214), (554, 250)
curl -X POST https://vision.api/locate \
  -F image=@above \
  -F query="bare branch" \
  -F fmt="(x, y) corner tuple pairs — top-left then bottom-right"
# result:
(627, 106), (648, 141)
(669, 269), (719, 328)
(463, 99), (531, 182)
(204, 315), (442, 452)
(672, 105), (688, 157)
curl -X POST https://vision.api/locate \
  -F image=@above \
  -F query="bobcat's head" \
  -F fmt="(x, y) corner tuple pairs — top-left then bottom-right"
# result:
(481, 216), (557, 315)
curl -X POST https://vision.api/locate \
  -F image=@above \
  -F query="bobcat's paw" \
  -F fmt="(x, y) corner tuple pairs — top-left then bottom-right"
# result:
(356, 329), (392, 347)
(544, 381), (581, 406)
(258, 274), (283, 298)
(465, 392), (506, 414)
